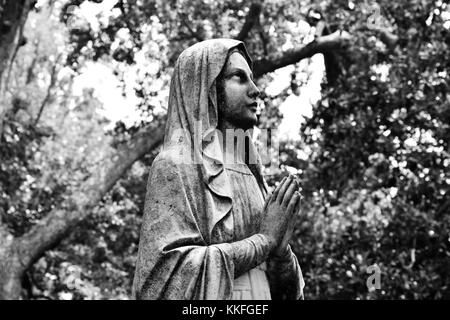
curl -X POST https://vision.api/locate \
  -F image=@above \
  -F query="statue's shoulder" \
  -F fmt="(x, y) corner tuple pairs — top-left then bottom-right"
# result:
(150, 146), (203, 187)
(151, 145), (197, 172)
(152, 148), (177, 169)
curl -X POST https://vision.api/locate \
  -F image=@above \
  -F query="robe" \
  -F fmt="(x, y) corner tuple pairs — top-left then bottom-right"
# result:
(132, 147), (305, 299)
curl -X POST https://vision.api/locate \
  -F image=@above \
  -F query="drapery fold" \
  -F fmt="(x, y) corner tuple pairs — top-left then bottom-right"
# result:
(133, 153), (236, 299)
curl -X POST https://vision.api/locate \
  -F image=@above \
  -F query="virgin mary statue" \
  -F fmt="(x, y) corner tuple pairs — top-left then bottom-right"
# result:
(132, 38), (305, 300)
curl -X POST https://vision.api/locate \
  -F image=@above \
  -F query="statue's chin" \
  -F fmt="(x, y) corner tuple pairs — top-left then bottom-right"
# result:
(237, 116), (258, 131)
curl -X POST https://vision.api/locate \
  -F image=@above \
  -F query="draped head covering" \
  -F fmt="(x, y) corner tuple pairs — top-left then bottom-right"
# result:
(162, 38), (267, 240)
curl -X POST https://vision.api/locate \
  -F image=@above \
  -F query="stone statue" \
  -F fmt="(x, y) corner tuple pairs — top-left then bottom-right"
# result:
(132, 39), (305, 300)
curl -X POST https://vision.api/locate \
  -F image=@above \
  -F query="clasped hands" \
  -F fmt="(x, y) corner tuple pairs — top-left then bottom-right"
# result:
(259, 175), (302, 258)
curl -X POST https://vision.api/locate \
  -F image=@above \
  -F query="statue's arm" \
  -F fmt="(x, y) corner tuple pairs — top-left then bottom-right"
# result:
(225, 233), (272, 278)
(134, 157), (275, 299)
(266, 244), (305, 300)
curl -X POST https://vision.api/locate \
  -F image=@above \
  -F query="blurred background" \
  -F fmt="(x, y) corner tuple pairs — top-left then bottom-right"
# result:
(0, 0), (449, 300)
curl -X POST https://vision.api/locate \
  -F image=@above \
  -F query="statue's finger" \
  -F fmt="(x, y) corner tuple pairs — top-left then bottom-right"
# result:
(286, 191), (300, 217)
(276, 175), (293, 204)
(271, 176), (287, 201)
(282, 179), (298, 207)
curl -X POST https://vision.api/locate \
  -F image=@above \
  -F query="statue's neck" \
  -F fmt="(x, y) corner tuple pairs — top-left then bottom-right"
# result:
(217, 120), (253, 165)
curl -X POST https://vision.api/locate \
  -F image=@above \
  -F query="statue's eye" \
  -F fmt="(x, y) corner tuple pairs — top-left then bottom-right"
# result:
(234, 71), (247, 82)
(226, 70), (253, 83)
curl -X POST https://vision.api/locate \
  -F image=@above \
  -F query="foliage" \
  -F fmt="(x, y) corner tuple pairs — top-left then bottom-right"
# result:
(27, 162), (146, 299)
(288, 0), (450, 299)
(1, 0), (449, 299)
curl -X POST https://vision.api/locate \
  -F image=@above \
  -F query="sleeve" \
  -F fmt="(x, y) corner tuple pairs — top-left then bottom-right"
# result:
(132, 158), (272, 300)
(266, 244), (306, 300)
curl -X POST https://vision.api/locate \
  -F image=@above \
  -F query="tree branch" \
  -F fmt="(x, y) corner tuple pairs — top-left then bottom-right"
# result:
(0, 223), (13, 247)
(319, 23), (346, 85)
(4, 20), (27, 93)
(0, 0), (33, 139)
(254, 30), (352, 78)
(180, 17), (204, 42)
(16, 120), (165, 270)
(0, 0), (32, 89)
(373, 28), (399, 50)
(235, 1), (262, 41)
(25, 41), (39, 85)
(116, 0), (142, 47)
(34, 54), (61, 126)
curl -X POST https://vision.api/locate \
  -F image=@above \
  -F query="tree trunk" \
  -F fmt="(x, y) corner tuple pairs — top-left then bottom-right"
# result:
(0, 0), (30, 89)
(0, 228), (23, 299)
(0, 258), (23, 300)
(0, 0), (32, 133)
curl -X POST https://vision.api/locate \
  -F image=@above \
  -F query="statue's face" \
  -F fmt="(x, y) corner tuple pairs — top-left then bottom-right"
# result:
(218, 52), (260, 130)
